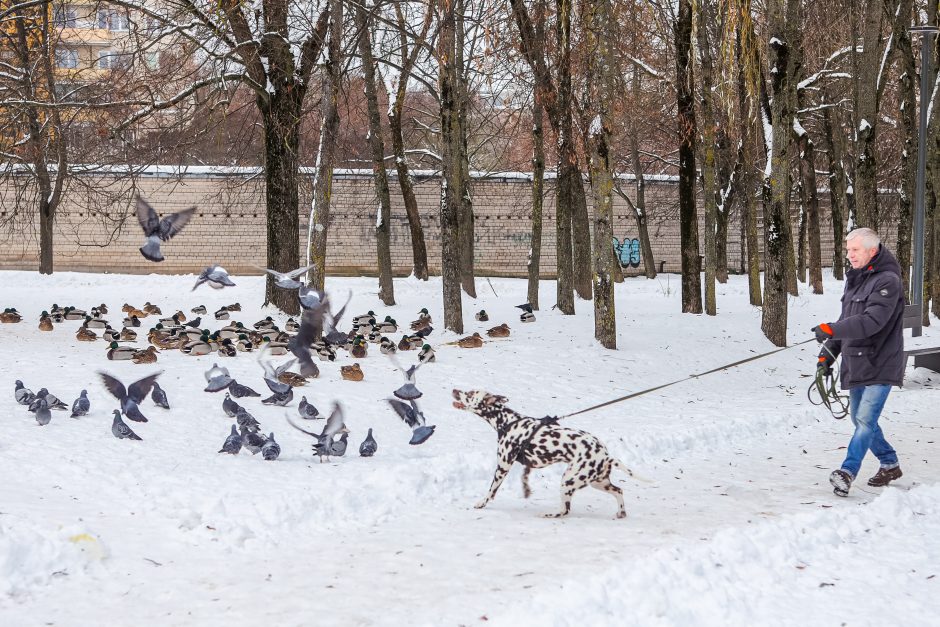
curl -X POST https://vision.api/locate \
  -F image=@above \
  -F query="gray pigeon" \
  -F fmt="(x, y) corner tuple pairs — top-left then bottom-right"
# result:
(70, 390), (90, 418)
(31, 397), (52, 426)
(235, 407), (262, 433)
(222, 393), (241, 418)
(388, 354), (424, 401)
(37, 388), (68, 410)
(259, 349), (295, 395)
(287, 307), (321, 378)
(298, 396), (319, 419)
(330, 432), (349, 457)
(192, 265), (236, 291)
(229, 380), (261, 398)
(136, 196), (196, 262)
(219, 424), (242, 454)
(359, 428), (378, 457)
(112, 410), (142, 440)
(99, 371), (162, 423)
(287, 402), (349, 462)
(14, 380), (35, 406)
(387, 398), (436, 445)
(240, 426), (267, 454)
(261, 432), (281, 460)
(204, 363), (234, 393)
(262, 388), (294, 406)
(151, 381), (170, 409)
(253, 263), (316, 290)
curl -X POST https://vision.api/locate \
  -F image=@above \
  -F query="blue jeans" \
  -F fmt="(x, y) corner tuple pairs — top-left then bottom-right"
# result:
(841, 384), (899, 477)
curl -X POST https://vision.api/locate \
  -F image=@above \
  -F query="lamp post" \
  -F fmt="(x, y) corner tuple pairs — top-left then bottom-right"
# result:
(910, 25), (939, 338)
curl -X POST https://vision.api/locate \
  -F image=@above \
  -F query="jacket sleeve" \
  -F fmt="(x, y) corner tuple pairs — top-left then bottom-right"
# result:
(820, 337), (841, 361)
(829, 274), (901, 340)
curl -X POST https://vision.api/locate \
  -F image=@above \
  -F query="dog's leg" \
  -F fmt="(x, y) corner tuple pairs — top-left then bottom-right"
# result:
(592, 479), (627, 519)
(544, 463), (584, 518)
(521, 466), (532, 499)
(476, 448), (514, 509)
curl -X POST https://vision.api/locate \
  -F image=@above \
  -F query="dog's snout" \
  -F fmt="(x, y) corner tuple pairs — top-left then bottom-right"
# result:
(451, 389), (462, 400)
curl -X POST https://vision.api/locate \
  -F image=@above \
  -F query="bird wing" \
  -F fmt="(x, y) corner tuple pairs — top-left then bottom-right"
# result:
(98, 371), (128, 401)
(127, 372), (162, 404)
(283, 263), (317, 280)
(158, 206), (196, 241)
(135, 197), (161, 236)
(326, 291), (353, 335)
(320, 403), (346, 438)
(409, 400), (427, 426)
(387, 398), (420, 428)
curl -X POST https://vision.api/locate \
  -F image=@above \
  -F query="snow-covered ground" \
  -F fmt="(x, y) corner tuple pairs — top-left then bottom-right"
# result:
(1, 269), (938, 627)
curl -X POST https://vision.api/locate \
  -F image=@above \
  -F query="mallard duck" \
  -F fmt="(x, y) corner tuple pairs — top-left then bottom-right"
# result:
(149, 329), (181, 350)
(475, 310), (489, 322)
(258, 327), (282, 342)
(352, 310), (376, 326)
(316, 343), (336, 361)
(97, 303), (109, 315)
(285, 317), (300, 333)
(49, 310), (65, 323)
(254, 316), (276, 330)
(278, 370), (309, 387)
(64, 307), (87, 321)
(380, 337), (397, 354)
(39, 312), (54, 331)
(410, 308), (432, 331)
(376, 316), (398, 334)
(132, 346), (160, 364)
(265, 340), (290, 356)
(107, 341), (135, 360)
(417, 344), (436, 363)
(218, 322), (246, 340)
(172, 310), (187, 323)
(84, 316), (108, 330)
(129, 308), (149, 319)
(121, 303), (136, 313)
(143, 302), (162, 315)
(351, 336), (368, 359)
(158, 313), (181, 326)
(457, 332), (484, 348)
(123, 315), (141, 328)
(103, 327), (120, 342)
(340, 363), (364, 381)
(182, 334), (212, 355)
(225, 303), (241, 312)
(120, 327), (138, 341)
(354, 318), (376, 335)
(486, 323), (510, 338)
(406, 334), (425, 349)
(214, 308), (230, 321)
(217, 339), (237, 358)
(1, 308), (23, 323)
(236, 334), (254, 352)
(398, 335), (414, 351)
(520, 311), (536, 323)
(76, 327), (97, 342)
(191, 304), (207, 315)
(366, 331), (383, 344)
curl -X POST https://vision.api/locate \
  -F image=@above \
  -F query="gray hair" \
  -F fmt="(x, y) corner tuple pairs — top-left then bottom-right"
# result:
(846, 227), (881, 250)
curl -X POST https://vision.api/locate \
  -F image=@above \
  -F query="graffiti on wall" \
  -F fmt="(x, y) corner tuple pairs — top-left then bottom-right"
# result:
(613, 236), (641, 268)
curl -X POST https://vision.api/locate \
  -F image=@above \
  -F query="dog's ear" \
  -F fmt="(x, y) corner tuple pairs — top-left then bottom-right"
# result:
(484, 394), (508, 406)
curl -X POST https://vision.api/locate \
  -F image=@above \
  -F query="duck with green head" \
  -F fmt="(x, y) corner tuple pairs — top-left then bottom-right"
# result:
(107, 341), (135, 360)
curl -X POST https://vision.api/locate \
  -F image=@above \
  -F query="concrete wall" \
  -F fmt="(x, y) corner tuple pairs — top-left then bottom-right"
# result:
(0, 170), (898, 277)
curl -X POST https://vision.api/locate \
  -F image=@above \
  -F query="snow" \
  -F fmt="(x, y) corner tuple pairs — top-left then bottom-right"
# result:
(589, 114), (603, 136)
(859, 119), (872, 134)
(1, 270), (938, 625)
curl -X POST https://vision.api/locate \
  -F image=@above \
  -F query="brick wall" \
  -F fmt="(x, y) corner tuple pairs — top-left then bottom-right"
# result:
(0, 170), (899, 277)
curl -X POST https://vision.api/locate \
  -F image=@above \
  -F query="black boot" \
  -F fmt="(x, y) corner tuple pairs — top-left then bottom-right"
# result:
(829, 469), (853, 497)
(867, 466), (903, 487)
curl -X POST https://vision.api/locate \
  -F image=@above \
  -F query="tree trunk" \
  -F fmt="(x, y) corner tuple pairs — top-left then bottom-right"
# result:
(356, 0), (394, 305)
(307, 0), (342, 298)
(762, 0), (801, 346)
(821, 96), (847, 280)
(736, 30), (762, 305)
(796, 127), (823, 294)
(852, 0), (886, 231)
(697, 0), (718, 315)
(586, 0), (616, 348)
(675, 0), (702, 313)
(528, 91), (545, 309)
(438, 0), (463, 333)
(796, 196), (807, 283)
(455, 0), (476, 298)
(715, 127), (737, 284)
(895, 22), (915, 300)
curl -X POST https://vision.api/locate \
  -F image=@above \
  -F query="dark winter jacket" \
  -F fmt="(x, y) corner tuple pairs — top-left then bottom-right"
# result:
(823, 245), (905, 389)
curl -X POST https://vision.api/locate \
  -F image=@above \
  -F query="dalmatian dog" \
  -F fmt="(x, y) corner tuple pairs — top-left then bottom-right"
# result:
(452, 389), (634, 519)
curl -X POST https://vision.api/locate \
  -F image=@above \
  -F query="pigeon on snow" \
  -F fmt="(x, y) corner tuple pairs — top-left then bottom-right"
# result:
(70, 390), (90, 418)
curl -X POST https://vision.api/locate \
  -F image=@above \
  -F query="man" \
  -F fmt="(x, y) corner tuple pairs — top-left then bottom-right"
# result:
(813, 227), (905, 497)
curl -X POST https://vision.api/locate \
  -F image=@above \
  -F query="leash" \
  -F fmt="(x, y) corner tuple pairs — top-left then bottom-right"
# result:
(806, 343), (849, 419)
(555, 338), (817, 420)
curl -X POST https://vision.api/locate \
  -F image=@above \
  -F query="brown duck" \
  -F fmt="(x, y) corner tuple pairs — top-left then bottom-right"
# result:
(143, 302), (162, 315)
(457, 332), (484, 348)
(341, 363), (364, 381)
(76, 327), (97, 342)
(1, 308), (23, 323)
(132, 346), (160, 364)
(486, 323), (510, 338)
(120, 327), (138, 341)
(410, 308), (432, 332)
(278, 371), (309, 387)
(39, 313), (54, 331)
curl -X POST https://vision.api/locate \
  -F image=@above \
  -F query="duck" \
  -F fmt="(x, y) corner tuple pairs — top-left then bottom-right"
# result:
(376, 316), (398, 334)
(418, 344), (436, 363)
(352, 310), (376, 326)
(214, 308), (230, 321)
(253, 316), (276, 330)
(398, 335), (414, 351)
(172, 310), (187, 323)
(102, 326), (121, 342)
(380, 336), (397, 354)
(149, 328), (181, 350)
(236, 334), (254, 352)
(314, 342), (336, 361)
(366, 331), (383, 344)
(121, 303), (136, 314)
(120, 327), (138, 341)
(351, 336), (368, 359)
(354, 317), (376, 335)
(410, 308), (432, 331)
(49, 309), (65, 323)
(132, 346), (160, 364)
(486, 323), (511, 338)
(180, 326), (205, 342)
(217, 339), (237, 358)
(278, 370), (309, 387)
(224, 303), (241, 312)
(191, 304), (207, 315)
(158, 313), (181, 326)
(475, 310), (489, 322)
(285, 317), (300, 333)
(143, 302), (162, 315)
(76, 327), (97, 342)
(96, 303), (109, 315)
(39, 312), (54, 331)
(182, 334), (212, 356)
(63, 306), (87, 321)
(457, 332), (484, 348)
(406, 334), (425, 349)
(83, 316), (108, 330)
(219, 322), (246, 340)
(520, 311), (536, 323)
(265, 339), (290, 356)
(107, 341), (136, 360)
(1, 308), (23, 323)
(123, 315), (141, 328)
(340, 363), (364, 381)
(257, 327), (282, 342)
(128, 308), (149, 319)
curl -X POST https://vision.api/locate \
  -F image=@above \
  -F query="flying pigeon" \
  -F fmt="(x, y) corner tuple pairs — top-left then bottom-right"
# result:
(70, 390), (90, 418)
(287, 308), (321, 378)
(111, 410), (142, 440)
(192, 265), (236, 291)
(98, 371), (162, 423)
(151, 381), (170, 409)
(298, 396), (319, 419)
(204, 363), (234, 393)
(387, 398), (436, 445)
(287, 402), (349, 462)
(222, 393), (241, 418)
(261, 433), (281, 460)
(136, 196), (196, 262)
(253, 263), (317, 290)
(218, 424), (242, 454)
(240, 426), (267, 455)
(14, 380), (35, 406)
(388, 354), (424, 401)
(31, 397), (52, 426)
(359, 428), (378, 457)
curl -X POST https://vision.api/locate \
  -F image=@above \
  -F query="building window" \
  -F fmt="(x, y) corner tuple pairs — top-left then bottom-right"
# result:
(54, 6), (78, 27)
(97, 9), (129, 31)
(56, 49), (78, 69)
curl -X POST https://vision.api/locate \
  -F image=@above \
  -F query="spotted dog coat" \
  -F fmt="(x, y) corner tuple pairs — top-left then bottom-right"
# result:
(452, 389), (633, 519)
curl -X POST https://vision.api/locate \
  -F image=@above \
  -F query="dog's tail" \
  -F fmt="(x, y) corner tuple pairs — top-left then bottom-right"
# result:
(613, 459), (654, 483)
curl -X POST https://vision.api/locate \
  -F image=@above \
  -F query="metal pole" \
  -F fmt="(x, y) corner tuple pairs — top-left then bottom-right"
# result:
(911, 26), (938, 338)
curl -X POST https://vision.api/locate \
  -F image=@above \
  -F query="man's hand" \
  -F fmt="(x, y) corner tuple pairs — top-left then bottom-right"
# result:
(817, 353), (835, 377)
(812, 323), (834, 343)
